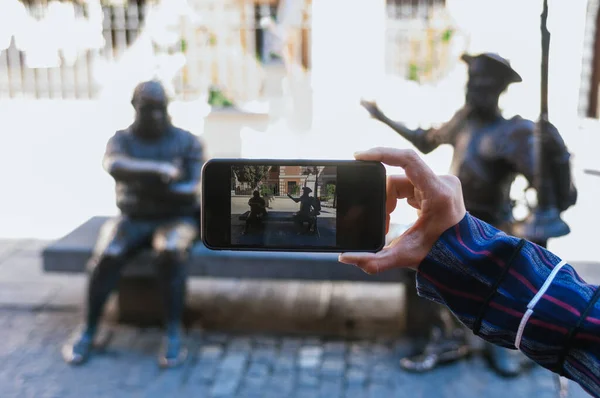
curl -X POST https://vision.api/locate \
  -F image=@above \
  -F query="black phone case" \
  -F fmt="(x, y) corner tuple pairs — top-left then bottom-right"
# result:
(201, 158), (386, 253)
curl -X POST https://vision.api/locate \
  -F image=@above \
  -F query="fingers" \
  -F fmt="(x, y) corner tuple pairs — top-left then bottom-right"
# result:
(386, 175), (414, 215)
(338, 234), (422, 274)
(338, 251), (396, 274)
(354, 147), (439, 193)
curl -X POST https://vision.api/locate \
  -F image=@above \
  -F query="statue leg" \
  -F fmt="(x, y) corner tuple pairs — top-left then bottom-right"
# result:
(400, 301), (472, 372)
(152, 218), (198, 368)
(62, 217), (152, 366)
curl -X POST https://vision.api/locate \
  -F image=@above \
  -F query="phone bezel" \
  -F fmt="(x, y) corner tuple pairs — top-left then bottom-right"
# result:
(201, 158), (386, 252)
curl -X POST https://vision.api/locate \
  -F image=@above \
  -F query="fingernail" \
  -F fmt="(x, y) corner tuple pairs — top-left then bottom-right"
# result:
(353, 151), (364, 157)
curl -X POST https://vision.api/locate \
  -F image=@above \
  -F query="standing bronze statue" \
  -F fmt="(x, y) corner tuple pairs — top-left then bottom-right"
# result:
(62, 80), (204, 368)
(361, 46), (577, 375)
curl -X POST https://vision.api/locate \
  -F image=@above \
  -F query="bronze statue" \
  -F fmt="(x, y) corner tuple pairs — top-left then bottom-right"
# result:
(287, 187), (321, 234)
(361, 49), (576, 376)
(243, 190), (267, 235)
(62, 80), (204, 368)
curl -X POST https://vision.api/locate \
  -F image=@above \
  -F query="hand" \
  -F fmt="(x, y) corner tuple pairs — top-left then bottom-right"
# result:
(360, 99), (383, 120)
(158, 162), (182, 183)
(338, 147), (466, 274)
(536, 118), (567, 158)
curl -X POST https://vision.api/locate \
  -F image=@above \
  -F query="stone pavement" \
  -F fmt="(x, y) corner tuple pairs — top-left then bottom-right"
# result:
(0, 309), (590, 398)
(0, 240), (593, 397)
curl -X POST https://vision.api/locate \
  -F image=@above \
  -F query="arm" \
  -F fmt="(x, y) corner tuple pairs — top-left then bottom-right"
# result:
(166, 134), (205, 200)
(416, 213), (600, 397)
(361, 100), (467, 154)
(502, 120), (577, 212)
(287, 193), (300, 203)
(102, 133), (174, 183)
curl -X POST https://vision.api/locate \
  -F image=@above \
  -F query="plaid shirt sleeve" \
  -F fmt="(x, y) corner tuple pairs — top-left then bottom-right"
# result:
(416, 213), (600, 397)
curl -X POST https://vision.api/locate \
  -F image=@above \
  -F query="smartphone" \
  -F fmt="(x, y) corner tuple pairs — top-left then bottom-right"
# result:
(201, 159), (386, 252)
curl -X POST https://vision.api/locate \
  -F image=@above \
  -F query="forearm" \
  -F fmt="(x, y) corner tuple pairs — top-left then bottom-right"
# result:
(377, 114), (437, 154)
(104, 156), (167, 182)
(167, 180), (199, 199)
(416, 213), (600, 397)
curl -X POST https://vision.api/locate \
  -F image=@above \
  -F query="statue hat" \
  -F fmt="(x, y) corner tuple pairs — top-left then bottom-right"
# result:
(461, 52), (522, 84)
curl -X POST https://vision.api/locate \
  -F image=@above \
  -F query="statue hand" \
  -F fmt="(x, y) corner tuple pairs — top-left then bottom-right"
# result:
(360, 99), (383, 120)
(158, 163), (182, 183)
(537, 118), (567, 157)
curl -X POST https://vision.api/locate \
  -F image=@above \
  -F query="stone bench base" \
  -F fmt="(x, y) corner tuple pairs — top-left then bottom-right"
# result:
(42, 216), (432, 335)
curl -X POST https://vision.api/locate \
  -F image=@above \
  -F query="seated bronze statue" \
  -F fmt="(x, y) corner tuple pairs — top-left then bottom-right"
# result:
(243, 190), (267, 235)
(62, 80), (205, 368)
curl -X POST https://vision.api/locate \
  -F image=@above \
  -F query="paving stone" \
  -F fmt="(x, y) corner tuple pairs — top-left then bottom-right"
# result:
(211, 373), (242, 397)
(252, 335), (278, 347)
(219, 352), (249, 371)
(343, 386), (368, 398)
(298, 369), (320, 387)
(320, 357), (346, 378)
(294, 387), (320, 398)
(251, 347), (277, 364)
(190, 359), (218, 383)
(199, 344), (224, 360)
(345, 367), (367, 386)
(280, 337), (303, 352)
(323, 341), (347, 355)
(367, 383), (394, 398)
(203, 332), (230, 344)
(319, 379), (344, 398)
(298, 356), (321, 369)
(370, 363), (396, 382)
(228, 337), (253, 352)
(303, 337), (322, 346)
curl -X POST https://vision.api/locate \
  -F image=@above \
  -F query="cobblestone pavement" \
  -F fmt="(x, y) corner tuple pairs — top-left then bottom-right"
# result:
(0, 309), (590, 398)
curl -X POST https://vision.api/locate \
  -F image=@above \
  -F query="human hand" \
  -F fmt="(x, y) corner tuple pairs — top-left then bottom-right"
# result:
(360, 99), (384, 120)
(338, 147), (466, 274)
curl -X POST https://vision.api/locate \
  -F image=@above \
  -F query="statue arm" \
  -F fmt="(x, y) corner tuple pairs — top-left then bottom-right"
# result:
(542, 123), (578, 211)
(503, 121), (577, 212)
(167, 135), (205, 199)
(287, 194), (300, 202)
(102, 134), (171, 183)
(363, 101), (469, 154)
(375, 113), (442, 154)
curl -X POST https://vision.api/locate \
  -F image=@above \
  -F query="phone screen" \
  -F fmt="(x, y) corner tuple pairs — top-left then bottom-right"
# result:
(202, 159), (386, 252)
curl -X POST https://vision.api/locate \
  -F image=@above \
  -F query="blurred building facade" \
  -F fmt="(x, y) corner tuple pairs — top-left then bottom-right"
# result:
(1, 0), (599, 127)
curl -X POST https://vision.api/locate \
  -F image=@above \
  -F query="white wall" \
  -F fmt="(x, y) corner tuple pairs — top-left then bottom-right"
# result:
(446, 0), (589, 140)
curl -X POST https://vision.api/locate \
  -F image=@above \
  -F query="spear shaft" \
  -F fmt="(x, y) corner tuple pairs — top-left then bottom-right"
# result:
(535, 0), (551, 209)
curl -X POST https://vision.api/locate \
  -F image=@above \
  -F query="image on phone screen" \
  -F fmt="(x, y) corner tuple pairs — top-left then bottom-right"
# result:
(230, 165), (337, 247)
(202, 159), (385, 252)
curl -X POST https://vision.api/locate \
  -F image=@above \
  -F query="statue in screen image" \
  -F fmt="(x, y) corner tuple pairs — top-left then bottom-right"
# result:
(361, 52), (577, 377)
(61, 80), (205, 368)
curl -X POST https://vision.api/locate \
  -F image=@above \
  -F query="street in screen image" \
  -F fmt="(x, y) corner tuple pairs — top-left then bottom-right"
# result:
(230, 165), (337, 247)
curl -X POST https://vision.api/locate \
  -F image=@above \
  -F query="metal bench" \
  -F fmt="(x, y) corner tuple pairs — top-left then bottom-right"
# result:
(42, 216), (429, 335)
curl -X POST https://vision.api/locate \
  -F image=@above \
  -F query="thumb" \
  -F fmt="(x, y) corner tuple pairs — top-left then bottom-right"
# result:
(339, 227), (429, 274)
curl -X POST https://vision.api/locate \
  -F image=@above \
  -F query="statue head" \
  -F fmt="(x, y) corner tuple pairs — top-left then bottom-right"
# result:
(253, 190), (260, 198)
(302, 187), (312, 196)
(131, 80), (170, 139)
(461, 53), (522, 117)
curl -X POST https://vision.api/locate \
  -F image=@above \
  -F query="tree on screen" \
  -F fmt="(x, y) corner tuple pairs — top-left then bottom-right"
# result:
(232, 165), (271, 190)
